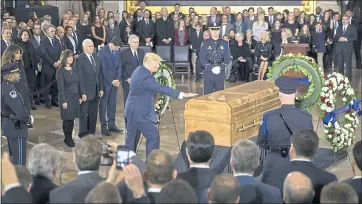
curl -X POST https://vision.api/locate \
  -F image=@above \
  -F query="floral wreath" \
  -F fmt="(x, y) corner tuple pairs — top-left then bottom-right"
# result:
(267, 53), (324, 110)
(320, 72), (359, 152)
(154, 63), (176, 121)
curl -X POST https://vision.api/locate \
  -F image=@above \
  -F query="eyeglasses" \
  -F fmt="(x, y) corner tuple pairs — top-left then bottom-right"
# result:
(210, 28), (220, 31)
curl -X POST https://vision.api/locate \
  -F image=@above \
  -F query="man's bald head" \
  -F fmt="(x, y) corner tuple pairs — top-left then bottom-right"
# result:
(283, 171), (314, 203)
(56, 26), (65, 38)
(145, 150), (175, 186)
(208, 174), (240, 203)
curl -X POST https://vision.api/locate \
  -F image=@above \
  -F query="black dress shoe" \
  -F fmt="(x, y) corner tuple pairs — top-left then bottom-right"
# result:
(51, 101), (59, 107)
(45, 102), (52, 109)
(40, 99), (44, 104)
(101, 130), (112, 136)
(31, 102), (37, 110)
(109, 127), (123, 133)
(34, 98), (41, 105)
(64, 139), (75, 147)
(27, 124), (33, 128)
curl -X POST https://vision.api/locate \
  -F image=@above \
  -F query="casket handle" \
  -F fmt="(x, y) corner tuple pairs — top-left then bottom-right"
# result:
(237, 120), (262, 132)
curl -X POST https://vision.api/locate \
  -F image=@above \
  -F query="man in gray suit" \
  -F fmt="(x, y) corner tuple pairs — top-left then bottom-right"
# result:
(220, 14), (234, 38)
(106, 19), (120, 44)
(49, 136), (104, 203)
(244, 7), (257, 31)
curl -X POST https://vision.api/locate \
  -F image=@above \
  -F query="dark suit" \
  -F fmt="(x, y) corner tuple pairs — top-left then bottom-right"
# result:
(351, 16), (362, 68)
(97, 45), (121, 130)
(1, 39), (12, 56)
(29, 35), (43, 101)
(177, 167), (216, 201)
(2, 186), (32, 203)
(125, 65), (180, 156)
(245, 16), (258, 31)
(155, 17), (175, 45)
(262, 160), (337, 203)
(40, 37), (62, 104)
(138, 18), (155, 46)
(63, 35), (80, 54)
(219, 23), (234, 38)
(208, 15), (221, 25)
(49, 172), (104, 203)
(106, 24), (121, 44)
(56, 37), (67, 52)
(170, 11), (185, 19)
(345, 177), (362, 203)
(334, 24), (358, 79)
(265, 15), (276, 29)
(30, 175), (57, 204)
(75, 53), (104, 137)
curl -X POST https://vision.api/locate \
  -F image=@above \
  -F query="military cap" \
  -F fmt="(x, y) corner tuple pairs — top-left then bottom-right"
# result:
(1, 61), (19, 75)
(275, 76), (299, 94)
(209, 22), (221, 29)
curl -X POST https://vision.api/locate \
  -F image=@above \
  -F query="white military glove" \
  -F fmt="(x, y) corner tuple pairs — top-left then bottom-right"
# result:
(29, 115), (34, 124)
(211, 66), (221, 75)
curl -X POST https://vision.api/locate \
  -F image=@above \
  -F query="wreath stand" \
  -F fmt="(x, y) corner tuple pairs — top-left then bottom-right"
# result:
(136, 100), (182, 153)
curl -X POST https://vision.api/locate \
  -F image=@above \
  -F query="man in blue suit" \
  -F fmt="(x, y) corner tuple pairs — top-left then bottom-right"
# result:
(125, 53), (197, 156)
(97, 37), (123, 136)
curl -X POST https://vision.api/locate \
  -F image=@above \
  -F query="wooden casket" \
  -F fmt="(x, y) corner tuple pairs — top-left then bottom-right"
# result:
(184, 81), (281, 147)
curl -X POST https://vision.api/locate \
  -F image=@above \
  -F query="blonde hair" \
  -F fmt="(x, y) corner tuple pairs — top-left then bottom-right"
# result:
(282, 28), (293, 38)
(143, 53), (163, 64)
(261, 31), (271, 42)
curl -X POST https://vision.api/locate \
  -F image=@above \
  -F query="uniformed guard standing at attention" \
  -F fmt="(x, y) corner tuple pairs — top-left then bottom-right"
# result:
(199, 22), (231, 95)
(256, 76), (314, 173)
(1, 62), (34, 166)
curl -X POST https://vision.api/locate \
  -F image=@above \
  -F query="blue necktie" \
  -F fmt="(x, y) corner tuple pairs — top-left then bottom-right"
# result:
(51, 38), (55, 47)
(133, 51), (139, 66)
(112, 51), (116, 64)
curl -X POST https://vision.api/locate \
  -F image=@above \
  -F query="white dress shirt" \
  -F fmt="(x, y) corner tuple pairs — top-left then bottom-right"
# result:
(68, 35), (77, 53)
(189, 164), (209, 169)
(148, 187), (162, 193)
(234, 173), (253, 177)
(78, 170), (96, 175)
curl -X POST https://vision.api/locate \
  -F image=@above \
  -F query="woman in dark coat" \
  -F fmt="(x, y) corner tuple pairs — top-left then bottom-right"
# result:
(56, 50), (85, 147)
(254, 31), (272, 80)
(18, 28), (38, 110)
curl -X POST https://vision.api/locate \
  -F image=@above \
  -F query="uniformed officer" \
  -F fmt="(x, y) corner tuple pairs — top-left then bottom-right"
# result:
(256, 76), (314, 173)
(1, 61), (34, 166)
(199, 22), (231, 95)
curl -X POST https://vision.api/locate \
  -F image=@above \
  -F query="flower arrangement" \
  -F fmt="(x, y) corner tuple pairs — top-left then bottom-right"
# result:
(267, 53), (324, 110)
(321, 72), (359, 152)
(153, 63), (176, 121)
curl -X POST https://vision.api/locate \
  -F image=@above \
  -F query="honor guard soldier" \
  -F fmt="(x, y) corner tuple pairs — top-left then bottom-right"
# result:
(256, 76), (313, 173)
(1, 62), (34, 166)
(199, 22), (231, 95)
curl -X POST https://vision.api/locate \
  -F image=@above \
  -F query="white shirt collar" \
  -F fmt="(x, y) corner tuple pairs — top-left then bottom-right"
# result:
(47, 36), (53, 43)
(190, 164), (209, 169)
(353, 176), (362, 180)
(3, 183), (21, 194)
(78, 170), (95, 175)
(85, 52), (93, 59)
(148, 187), (162, 193)
(234, 173), (253, 177)
(291, 159), (312, 162)
(131, 48), (137, 55)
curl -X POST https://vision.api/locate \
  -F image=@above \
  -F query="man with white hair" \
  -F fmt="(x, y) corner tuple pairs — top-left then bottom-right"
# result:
(27, 143), (60, 203)
(125, 53), (197, 156)
(75, 39), (104, 138)
(255, 76), (313, 173)
(155, 7), (175, 45)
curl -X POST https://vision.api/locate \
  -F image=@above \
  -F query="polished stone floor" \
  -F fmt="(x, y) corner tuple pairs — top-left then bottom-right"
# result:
(1, 67), (361, 185)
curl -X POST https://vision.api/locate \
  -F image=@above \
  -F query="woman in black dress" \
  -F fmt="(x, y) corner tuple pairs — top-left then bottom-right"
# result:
(79, 14), (92, 53)
(56, 50), (85, 147)
(18, 28), (37, 110)
(254, 31), (272, 80)
(271, 20), (283, 45)
(122, 25), (133, 45)
(284, 13), (299, 36)
(298, 24), (311, 45)
(91, 15), (106, 51)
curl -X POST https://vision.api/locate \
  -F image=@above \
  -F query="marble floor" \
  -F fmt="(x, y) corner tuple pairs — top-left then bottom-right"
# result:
(1, 67), (361, 185)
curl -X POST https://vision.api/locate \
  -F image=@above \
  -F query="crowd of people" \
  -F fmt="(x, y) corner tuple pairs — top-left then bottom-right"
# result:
(1, 2), (362, 204)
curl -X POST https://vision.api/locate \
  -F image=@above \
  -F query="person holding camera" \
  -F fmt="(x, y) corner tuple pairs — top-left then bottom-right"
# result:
(1, 61), (34, 166)
(255, 76), (313, 173)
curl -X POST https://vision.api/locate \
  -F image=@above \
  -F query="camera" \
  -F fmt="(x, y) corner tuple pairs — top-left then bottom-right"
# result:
(100, 143), (113, 166)
(116, 145), (130, 170)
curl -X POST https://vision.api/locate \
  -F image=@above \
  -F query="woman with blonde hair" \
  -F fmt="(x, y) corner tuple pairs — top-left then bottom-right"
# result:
(254, 31), (272, 80)
(252, 12), (268, 42)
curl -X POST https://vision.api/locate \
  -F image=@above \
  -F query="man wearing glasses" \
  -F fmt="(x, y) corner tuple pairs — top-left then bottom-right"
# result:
(199, 22), (231, 95)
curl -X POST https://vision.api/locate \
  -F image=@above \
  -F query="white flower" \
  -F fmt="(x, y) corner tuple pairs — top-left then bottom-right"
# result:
(288, 53), (293, 57)
(335, 122), (341, 129)
(342, 97), (347, 102)
(321, 104), (327, 110)
(328, 134), (332, 138)
(324, 129), (329, 134)
(322, 87), (329, 92)
(348, 138), (352, 146)
(326, 107), (333, 112)
(321, 92), (325, 97)
(345, 78), (349, 83)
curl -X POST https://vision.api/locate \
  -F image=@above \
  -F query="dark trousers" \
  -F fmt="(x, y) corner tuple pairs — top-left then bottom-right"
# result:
(43, 71), (58, 103)
(25, 69), (36, 99)
(337, 49), (353, 79)
(203, 71), (225, 95)
(7, 137), (27, 166)
(126, 119), (159, 157)
(195, 57), (202, 80)
(353, 35), (362, 67)
(63, 120), (74, 141)
(99, 85), (118, 129)
(79, 96), (99, 137)
(122, 81), (130, 125)
(323, 44), (333, 70)
(232, 57), (253, 81)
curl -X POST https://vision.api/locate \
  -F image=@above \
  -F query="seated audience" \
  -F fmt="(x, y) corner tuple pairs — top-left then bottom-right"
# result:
(49, 136), (104, 203)
(230, 32), (253, 82)
(254, 31), (272, 80)
(207, 174), (240, 203)
(244, 29), (257, 57)
(28, 143), (60, 204)
(15, 166), (33, 192)
(283, 171), (314, 203)
(177, 130), (216, 201)
(262, 129), (338, 203)
(157, 179), (198, 203)
(273, 30), (291, 58)
(320, 182), (359, 203)
(85, 182), (122, 203)
(174, 19), (189, 45)
(344, 140), (362, 203)
(230, 140), (282, 203)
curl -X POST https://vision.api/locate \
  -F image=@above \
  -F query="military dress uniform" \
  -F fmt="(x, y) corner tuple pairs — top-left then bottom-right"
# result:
(256, 76), (314, 172)
(1, 62), (33, 166)
(199, 22), (231, 95)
